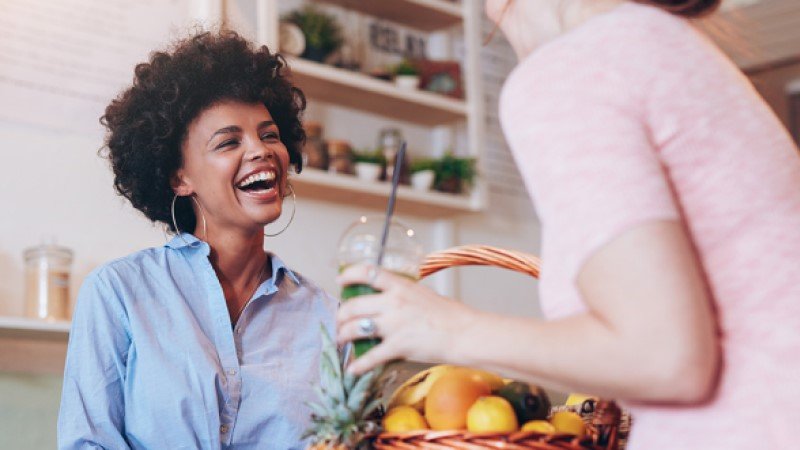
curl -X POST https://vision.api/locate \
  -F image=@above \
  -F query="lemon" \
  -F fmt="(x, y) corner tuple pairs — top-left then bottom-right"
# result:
(466, 396), (518, 433)
(550, 411), (585, 437)
(521, 420), (556, 434)
(383, 406), (429, 432)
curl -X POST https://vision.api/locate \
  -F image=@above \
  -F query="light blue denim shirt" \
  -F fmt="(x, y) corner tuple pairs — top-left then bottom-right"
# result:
(58, 233), (337, 450)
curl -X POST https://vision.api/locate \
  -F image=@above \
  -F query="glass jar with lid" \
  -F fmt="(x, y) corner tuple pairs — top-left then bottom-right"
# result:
(24, 243), (73, 321)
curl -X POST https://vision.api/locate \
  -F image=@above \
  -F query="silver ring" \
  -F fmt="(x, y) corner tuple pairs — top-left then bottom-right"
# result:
(357, 317), (377, 338)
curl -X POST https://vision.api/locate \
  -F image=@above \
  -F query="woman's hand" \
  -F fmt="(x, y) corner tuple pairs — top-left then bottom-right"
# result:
(336, 264), (478, 374)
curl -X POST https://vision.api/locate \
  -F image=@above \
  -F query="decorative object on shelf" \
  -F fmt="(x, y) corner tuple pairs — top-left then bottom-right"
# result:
(410, 158), (437, 192)
(327, 139), (355, 175)
(302, 121), (329, 170)
(353, 148), (386, 181)
(284, 5), (344, 63)
(334, 43), (361, 72)
(417, 59), (463, 99)
(368, 67), (394, 82)
(393, 59), (420, 91)
(434, 153), (476, 194)
(378, 128), (410, 185)
(278, 22), (306, 56)
(24, 241), (73, 321)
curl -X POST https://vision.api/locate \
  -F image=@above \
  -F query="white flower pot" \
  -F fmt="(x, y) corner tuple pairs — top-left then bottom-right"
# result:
(411, 170), (435, 192)
(394, 75), (420, 90)
(354, 162), (382, 181)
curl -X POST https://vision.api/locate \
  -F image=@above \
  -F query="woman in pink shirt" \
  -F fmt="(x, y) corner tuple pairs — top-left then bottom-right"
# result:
(337, 0), (800, 448)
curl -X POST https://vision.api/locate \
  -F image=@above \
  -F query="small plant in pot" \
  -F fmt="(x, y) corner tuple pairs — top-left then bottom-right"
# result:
(409, 158), (437, 192)
(352, 148), (385, 182)
(434, 153), (476, 194)
(284, 6), (344, 63)
(393, 59), (420, 90)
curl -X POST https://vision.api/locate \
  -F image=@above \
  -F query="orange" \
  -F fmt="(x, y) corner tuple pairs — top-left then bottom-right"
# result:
(466, 396), (519, 433)
(424, 371), (492, 430)
(383, 406), (429, 432)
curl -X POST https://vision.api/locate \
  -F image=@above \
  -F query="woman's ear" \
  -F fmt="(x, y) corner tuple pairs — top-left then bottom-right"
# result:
(171, 169), (194, 197)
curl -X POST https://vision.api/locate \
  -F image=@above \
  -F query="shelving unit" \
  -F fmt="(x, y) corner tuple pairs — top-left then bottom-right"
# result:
(288, 57), (468, 126)
(0, 316), (69, 375)
(292, 168), (477, 217)
(257, 0), (487, 216)
(313, 0), (463, 32)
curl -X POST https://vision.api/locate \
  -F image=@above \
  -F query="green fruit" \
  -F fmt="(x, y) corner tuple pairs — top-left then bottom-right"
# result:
(495, 382), (551, 423)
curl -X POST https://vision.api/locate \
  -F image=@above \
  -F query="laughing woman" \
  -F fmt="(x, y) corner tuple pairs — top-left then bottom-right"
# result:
(57, 31), (336, 450)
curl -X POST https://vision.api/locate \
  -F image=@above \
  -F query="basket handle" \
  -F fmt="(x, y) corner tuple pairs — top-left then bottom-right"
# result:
(419, 245), (541, 280)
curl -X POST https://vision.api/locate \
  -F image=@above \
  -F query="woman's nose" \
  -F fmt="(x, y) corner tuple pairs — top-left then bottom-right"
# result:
(245, 136), (274, 161)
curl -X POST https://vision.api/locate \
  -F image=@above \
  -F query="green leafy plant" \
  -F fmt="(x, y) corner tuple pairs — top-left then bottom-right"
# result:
(285, 6), (344, 62)
(433, 153), (476, 194)
(352, 148), (386, 165)
(393, 59), (419, 76)
(409, 157), (437, 174)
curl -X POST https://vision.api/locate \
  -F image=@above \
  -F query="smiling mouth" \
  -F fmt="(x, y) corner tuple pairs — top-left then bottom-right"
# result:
(236, 170), (278, 194)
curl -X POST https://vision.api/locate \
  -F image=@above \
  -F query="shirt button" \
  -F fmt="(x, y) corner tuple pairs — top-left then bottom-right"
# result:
(220, 425), (228, 434)
(227, 368), (237, 376)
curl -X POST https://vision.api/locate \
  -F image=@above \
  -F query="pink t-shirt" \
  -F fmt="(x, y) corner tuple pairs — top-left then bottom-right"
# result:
(499, 3), (800, 449)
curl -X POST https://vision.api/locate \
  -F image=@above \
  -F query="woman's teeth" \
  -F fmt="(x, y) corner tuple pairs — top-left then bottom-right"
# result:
(237, 171), (276, 190)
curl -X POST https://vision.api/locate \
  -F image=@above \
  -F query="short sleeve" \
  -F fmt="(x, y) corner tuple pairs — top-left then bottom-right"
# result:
(500, 54), (680, 277)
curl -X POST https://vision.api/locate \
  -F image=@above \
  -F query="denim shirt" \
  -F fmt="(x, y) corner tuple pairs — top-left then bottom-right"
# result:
(58, 233), (337, 449)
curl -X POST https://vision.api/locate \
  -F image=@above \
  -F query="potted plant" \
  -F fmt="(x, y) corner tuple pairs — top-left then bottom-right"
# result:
(393, 59), (420, 90)
(433, 153), (476, 194)
(352, 148), (385, 181)
(284, 6), (344, 63)
(409, 158), (437, 192)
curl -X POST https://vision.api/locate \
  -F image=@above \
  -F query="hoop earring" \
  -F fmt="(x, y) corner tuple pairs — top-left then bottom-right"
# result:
(171, 194), (208, 244)
(264, 183), (296, 237)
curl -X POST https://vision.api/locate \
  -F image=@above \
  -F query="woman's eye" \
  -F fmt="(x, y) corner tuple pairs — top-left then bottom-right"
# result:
(217, 139), (239, 150)
(261, 132), (280, 141)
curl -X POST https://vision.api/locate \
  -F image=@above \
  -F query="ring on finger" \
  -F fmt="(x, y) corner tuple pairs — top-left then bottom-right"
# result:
(357, 317), (378, 338)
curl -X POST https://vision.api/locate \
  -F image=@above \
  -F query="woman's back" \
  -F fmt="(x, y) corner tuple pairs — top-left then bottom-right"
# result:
(500, 3), (800, 448)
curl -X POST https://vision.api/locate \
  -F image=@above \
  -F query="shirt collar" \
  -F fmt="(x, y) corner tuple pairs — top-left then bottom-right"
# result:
(268, 253), (300, 286)
(166, 233), (300, 286)
(166, 232), (204, 250)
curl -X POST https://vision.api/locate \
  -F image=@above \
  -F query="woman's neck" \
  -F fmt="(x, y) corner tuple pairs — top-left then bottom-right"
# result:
(503, 0), (625, 60)
(195, 225), (271, 320)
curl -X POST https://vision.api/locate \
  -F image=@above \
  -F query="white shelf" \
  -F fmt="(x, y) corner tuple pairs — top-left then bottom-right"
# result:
(287, 57), (468, 126)
(0, 316), (69, 375)
(292, 168), (478, 217)
(0, 315), (70, 339)
(314, 0), (463, 32)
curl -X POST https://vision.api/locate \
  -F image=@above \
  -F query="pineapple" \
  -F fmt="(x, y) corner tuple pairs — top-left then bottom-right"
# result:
(304, 325), (393, 450)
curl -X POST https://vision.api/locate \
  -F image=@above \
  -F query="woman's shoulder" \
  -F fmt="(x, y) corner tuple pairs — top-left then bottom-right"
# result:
(506, 3), (718, 94)
(83, 244), (174, 288)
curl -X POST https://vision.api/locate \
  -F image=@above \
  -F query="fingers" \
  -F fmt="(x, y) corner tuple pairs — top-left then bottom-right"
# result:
(337, 293), (387, 324)
(337, 314), (384, 345)
(346, 341), (399, 375)
(336, 264), (411, 292)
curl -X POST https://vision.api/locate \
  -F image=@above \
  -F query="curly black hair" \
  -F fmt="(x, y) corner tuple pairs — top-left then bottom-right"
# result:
(102, 30), (306, 234)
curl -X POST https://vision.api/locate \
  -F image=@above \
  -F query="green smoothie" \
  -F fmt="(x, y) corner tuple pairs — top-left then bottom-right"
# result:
(341, 283), (381, 357)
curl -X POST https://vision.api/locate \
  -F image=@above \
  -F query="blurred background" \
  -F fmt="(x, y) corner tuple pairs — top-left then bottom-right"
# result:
(0, 0), (798, 447)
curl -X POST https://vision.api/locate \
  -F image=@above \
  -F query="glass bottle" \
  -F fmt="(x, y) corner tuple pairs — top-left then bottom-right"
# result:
(24, 243), (73, 321)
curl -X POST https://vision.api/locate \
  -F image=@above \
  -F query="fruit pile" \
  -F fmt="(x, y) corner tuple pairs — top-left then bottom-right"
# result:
(382, 365), (585, 437)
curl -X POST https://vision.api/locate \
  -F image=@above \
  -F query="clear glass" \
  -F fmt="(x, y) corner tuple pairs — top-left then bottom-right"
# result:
(337, 215), (423, 357)
(24, 244), (73, 321)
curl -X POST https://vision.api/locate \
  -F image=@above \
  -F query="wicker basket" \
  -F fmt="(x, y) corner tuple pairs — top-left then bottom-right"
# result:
(373, 245), (627, 450)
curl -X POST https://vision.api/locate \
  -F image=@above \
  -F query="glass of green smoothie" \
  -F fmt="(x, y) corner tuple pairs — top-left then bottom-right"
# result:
(337, 215), (423, 358)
